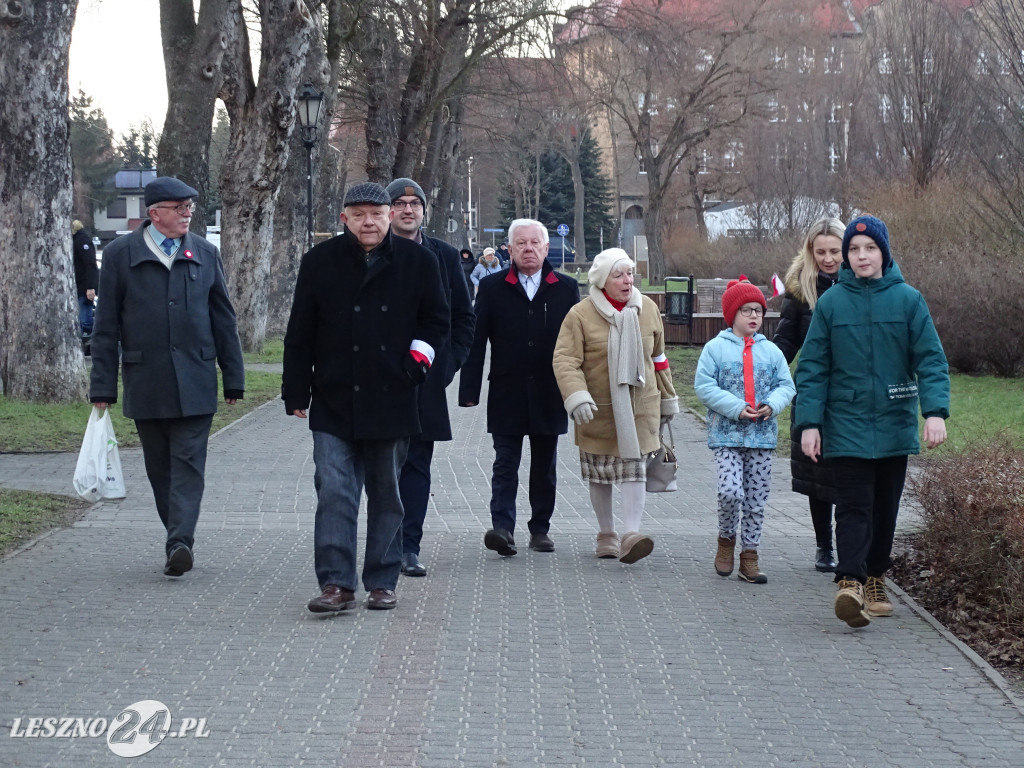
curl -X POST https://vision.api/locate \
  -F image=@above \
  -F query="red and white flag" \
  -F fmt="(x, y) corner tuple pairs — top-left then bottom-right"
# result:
(770, 273), (785, 297)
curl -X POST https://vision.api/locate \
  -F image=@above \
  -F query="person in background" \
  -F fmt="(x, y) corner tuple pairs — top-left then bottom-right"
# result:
(694, 278), (795, 584)
(90, 176), (245, 579)
(772, 217), (845, 573)
(72, 219), (99, 355)
(459, 248), (476, 292)
(385, 178), (475, 578)
(496, 242), (511, 267)
(459, 218), (580, 557)
(470, 247), (502, 297)
(553, 248), (678, 563)
(796, 215), (949, 628)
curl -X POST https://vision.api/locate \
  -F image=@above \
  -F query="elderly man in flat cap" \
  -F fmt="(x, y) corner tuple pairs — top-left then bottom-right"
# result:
(283, 182), (449, 613)
(90, 176), (245, 579)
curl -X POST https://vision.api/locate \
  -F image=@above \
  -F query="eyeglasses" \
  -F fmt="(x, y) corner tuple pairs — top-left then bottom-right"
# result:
(738, 306), (764, 317)
(391, 199), (423, 211)
(152, 202), (196, 215)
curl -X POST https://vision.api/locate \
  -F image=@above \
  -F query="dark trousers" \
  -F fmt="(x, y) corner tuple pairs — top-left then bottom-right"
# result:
(832, 455), (908, 583)
(489, 433), (558, 537)
(135, 415), (214, 556)
(398, 435), (434, 556)
(809, 496), (834, 547)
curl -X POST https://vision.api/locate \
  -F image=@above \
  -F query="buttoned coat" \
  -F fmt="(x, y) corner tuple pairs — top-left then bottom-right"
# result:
(458, 261), (580, 436)
(282, 229), (450, 441)
(416, 234), (475, 441)
(89, 222), (245, 420)
(553, 288), (679, 457)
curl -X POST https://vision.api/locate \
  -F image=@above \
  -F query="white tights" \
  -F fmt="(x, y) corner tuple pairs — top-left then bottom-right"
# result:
(589, 480), (647, 533)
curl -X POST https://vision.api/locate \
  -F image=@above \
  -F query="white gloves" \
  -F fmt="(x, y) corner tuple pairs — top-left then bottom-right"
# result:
(572, 402), (597, 425)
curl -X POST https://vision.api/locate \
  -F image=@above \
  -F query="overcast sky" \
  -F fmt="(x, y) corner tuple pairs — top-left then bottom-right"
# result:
(69, 0), (166, 137)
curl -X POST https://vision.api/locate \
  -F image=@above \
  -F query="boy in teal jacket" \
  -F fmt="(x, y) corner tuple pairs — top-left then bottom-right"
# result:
(795, 215), (949, 629)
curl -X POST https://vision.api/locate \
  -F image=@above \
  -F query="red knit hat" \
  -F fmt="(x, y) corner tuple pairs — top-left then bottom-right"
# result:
(721, 276), (767, 323)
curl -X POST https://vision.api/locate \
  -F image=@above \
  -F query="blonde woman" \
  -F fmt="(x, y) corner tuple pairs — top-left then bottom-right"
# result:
(553, 248), (679, 563)
(772, 216), (844, 572)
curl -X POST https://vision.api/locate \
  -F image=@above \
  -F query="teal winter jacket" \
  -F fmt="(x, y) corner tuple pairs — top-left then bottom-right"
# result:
(793, 260), (949, 459)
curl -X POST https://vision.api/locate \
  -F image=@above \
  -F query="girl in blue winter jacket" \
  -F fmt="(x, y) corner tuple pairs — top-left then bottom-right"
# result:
(695, 278), (795, 584)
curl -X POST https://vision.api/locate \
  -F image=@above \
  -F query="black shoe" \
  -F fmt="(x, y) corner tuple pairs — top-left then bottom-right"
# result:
(528, 533), (555, 552)
(815, 545), (837, 573)
(164, 545), (193, 577)
(401, 552), (427, 577)
(484, 528), (517, 557)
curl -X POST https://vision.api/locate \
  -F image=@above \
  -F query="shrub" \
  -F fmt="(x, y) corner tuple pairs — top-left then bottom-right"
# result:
(856, 178), (1024, 377)
(901, 437), (1024, 665)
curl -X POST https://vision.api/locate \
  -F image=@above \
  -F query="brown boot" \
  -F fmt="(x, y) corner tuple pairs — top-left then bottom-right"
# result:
(715, 536), (736, 577)
(619, 532), (654, 564)
(595, 532), (620, 559)
(835, 578), (871, 628)
(864, 576), (893, 617)
(738, 549), (767, 584)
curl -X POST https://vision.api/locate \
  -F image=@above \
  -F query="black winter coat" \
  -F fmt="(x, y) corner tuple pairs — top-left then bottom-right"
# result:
(90, 222), (245, 419)
(458, 261), (580, 436)
(771, 270), (837, 501)
(416, 234), (476, 441)
(73, 229), (99, 297)
(282, 229), (449, 441)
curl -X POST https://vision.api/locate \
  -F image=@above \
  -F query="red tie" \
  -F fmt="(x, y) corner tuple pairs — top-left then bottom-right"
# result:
(743, 337), (756, 408)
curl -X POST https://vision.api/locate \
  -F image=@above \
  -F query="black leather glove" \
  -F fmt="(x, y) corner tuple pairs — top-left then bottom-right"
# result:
(403, 354), (429, 385)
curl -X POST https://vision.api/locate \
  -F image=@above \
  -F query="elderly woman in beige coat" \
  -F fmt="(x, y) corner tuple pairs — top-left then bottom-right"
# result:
(553, 248), (679, 563)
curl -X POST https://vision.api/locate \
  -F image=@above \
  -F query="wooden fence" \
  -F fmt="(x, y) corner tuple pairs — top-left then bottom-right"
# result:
(643, 284), (781, 346)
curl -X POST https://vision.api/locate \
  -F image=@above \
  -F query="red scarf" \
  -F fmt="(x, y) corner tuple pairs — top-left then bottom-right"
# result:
(743, 336), (756, 407)
(602, 289), (627, 312)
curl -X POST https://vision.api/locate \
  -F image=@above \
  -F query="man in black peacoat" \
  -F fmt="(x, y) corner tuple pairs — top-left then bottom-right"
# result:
(283, 183), (449, 613)
(459, 219), (580, 556)
(385, 178), (475, 578)
(90, 176), (245, 579)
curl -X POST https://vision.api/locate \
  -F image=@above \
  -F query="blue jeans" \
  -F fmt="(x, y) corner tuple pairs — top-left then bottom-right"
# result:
(78, 296), (95, 337)
(312, 432), (409, 592)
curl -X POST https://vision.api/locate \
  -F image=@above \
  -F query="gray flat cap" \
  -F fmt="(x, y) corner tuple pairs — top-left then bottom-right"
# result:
(385, 178), (426, 206)
(343, 182), (390, 207)
(144, 176), (199, 206)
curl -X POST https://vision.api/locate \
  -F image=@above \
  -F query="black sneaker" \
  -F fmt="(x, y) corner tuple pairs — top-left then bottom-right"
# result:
(164, 545), (193, 577)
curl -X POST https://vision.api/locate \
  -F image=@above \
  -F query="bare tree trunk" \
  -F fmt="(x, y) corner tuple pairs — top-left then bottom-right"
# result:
(0, 0), (85, 401)
(157, 0), (232, 236)
(644, 164), (667, 284)
(219, 0), (314, 353)
(569, 153), (587, 262)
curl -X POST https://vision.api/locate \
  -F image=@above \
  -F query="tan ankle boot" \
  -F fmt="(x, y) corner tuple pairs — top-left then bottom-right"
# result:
(738, 549), (767, 584)
(715, 536), (736, 576)
(595, 532), (620, 559)
(619, 532), (653, 564)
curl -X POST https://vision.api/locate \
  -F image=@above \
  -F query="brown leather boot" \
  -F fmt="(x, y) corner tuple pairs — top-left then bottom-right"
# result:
(715, 536), (736, 577)
(738, 549), (767, 584)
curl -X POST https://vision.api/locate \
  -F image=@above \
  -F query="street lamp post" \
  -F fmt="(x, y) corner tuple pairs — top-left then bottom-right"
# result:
(295, 83), (324, 250)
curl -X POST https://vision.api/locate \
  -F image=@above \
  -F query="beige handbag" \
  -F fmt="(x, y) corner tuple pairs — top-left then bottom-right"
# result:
(646, 421), (678, 492)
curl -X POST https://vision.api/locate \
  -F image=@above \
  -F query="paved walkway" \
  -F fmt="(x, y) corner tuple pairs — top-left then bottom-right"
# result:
(1, 367), (1023, 767)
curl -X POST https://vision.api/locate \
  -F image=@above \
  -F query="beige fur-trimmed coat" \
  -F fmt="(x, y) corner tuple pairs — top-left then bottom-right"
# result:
(553, 288), (678, 457)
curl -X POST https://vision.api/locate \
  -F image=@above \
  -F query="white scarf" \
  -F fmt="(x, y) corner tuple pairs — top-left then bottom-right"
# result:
(590, 285), (645, 459)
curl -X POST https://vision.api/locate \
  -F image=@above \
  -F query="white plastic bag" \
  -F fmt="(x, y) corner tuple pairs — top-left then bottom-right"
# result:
(73, 407), (127, 502)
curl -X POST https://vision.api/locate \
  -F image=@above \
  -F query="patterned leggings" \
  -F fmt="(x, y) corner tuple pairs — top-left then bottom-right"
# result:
(713, 447), (773, 550)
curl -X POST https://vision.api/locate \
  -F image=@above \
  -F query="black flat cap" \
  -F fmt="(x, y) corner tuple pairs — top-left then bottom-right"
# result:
(144, 176), (199, 206)
(343, 182), (390, 207)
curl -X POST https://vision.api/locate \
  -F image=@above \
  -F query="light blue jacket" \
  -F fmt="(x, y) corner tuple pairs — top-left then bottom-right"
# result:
(694, 330), (796, 449)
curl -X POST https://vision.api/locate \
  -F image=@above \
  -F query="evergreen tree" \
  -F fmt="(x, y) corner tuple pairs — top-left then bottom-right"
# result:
(69, 90), (120, 224)
(498, 128), (615, 257)
(118, 120), (160, 168)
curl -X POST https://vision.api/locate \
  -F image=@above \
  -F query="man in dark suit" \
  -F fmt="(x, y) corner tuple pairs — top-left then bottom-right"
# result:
(90, 176), (245, 578)
(72, 219), (98, 354)
(385, 178), (475, 578)
(283, 183), (449, 613)
(459, 219), (580, 556)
